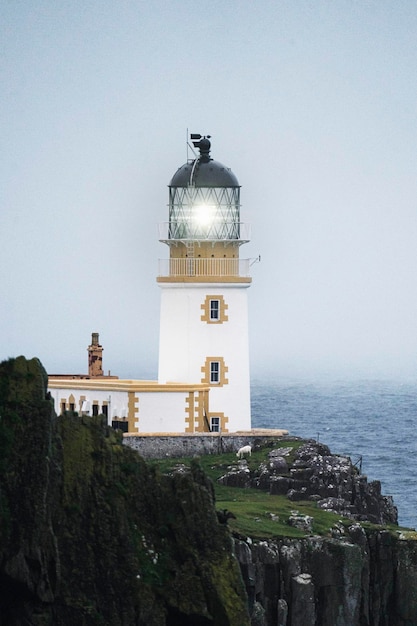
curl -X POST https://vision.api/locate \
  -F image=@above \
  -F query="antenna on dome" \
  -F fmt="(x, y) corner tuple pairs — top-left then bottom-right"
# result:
(190, 133), (212, 163)
(187, 131), (198, 161)
(187, 132), (212, 162)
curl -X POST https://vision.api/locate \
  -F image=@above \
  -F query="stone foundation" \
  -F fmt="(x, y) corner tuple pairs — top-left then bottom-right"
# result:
(123, 429), (288, 459)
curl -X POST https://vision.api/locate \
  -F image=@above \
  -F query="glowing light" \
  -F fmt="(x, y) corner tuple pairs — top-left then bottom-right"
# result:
(193, 204), (216, 226)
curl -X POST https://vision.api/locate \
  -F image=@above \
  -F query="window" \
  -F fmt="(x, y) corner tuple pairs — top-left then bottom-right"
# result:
(69, 403), (75, 412)
(210, 361), (220, 384)
(102, 405), (108, 417)
(61, 402), (66, 414)
(201, 356), (228, 387)
(201, 295), (228, 324)
(211, 417), (220, 432)
(209, 299), (220, 321)
(92, 404), (99, 416)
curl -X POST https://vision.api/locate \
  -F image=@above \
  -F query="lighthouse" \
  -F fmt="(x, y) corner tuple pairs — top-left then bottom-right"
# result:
(157, 134), (252, 433)
(48, 134), (259, 436)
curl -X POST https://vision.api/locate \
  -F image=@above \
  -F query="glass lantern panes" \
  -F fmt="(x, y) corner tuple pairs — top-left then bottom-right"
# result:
(168, 186), (240, 240)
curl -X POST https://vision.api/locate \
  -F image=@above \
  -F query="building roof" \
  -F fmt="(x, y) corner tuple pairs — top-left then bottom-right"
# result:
(169, 136), (240, 188)
(169, 159), (240, 188)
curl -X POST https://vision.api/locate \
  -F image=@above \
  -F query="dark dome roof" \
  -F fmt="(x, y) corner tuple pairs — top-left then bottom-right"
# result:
(169, 158), (240, 188)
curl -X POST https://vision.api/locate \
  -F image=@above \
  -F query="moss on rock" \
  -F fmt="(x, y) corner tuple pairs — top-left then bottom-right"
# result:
(0, 357), (250, 626)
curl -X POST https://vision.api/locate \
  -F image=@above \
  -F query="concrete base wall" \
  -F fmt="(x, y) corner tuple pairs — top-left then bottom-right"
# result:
(123, 430), (288, 460)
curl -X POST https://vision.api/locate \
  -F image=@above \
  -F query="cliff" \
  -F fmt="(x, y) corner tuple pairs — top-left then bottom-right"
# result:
(1, 356), (416, 626)
(218, 439), (417, 625)
(235, 527), (417, 626)
(0, 357), (249, 625)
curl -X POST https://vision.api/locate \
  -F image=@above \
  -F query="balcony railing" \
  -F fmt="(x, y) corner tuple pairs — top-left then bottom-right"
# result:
(158, 221), (251, 243)
(157, 257), (251, 279)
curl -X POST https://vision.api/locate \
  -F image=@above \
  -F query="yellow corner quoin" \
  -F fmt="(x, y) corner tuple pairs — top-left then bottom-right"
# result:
(185, 389), (212, 433)
(128, 391), (139, 433)
(185, 392), (195, 433)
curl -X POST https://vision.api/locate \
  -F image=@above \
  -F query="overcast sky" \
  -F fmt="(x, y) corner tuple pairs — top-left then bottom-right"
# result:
(1, 1), (417, 381)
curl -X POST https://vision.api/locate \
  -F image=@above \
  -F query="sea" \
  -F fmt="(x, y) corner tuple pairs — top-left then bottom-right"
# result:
(250, 378), (417, 529)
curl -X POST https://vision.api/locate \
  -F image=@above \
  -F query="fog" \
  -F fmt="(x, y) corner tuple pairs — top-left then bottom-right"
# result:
(1, 1), (417, 382)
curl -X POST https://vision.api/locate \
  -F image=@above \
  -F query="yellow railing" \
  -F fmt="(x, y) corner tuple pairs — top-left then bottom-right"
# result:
(158, 258), (251, 278)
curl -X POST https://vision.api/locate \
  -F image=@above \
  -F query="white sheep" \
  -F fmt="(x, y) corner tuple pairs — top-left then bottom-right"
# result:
(236, 445), (252, 459)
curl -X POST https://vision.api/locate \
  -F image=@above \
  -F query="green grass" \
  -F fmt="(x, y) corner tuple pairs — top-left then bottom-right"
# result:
(215, 485), (343, 539)
(150, 440), (351, 539)
(151, 439), (415, 540)
(152, 439), (304, 481)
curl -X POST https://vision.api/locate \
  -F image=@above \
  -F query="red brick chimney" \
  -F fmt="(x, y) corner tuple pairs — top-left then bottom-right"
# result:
(87, 332), (103, 377)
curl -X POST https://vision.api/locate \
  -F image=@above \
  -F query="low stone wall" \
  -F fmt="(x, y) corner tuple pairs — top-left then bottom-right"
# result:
(123, 429), (288, 460)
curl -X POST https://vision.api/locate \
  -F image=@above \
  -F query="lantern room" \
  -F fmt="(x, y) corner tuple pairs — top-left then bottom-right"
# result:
(158, 134), (251, 282)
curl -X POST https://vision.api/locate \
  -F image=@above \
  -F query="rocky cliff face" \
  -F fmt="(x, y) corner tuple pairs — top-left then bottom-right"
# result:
(220, 442), (417, 625)
(235, 527), (417, 626)
(1, 356), (416, 626)
(0, 357), (249, 626)
(219, 440), (398, 526)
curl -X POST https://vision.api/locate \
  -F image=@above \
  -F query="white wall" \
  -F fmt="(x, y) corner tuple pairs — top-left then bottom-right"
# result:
(50, 385), (193, 433)
(158, 282), (251, 431)
(138, 391), (187, 433)
(50, 387), (129, 425)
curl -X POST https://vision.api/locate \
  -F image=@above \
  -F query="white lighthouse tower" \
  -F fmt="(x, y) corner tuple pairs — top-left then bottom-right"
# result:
(157, 134), (252, 433)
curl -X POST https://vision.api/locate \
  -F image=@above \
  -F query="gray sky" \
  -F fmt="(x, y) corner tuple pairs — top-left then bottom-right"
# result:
(1, 1), (417, 381)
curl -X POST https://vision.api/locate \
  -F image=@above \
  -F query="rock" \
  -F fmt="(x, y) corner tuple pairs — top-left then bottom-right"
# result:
(317, 496), (358, 518)
(268, 456), (288, 473)
(235, 531), (417, 626)
(287, 512), (313, 533)
(251, 601), (267, 626)
(224, 439), (398, 525)
(0, 357), (250, 626)
(277, 599), (288, 626)
(290, 573), (315, 625)
(217, 508), (237, 524)
(253, 462), (273, 489)
(395, 536), (417, 622)
(269, 476), (290, 495)
(269, 447), (293, 458)
(287, 488), (308, 501)
(218, 466), (251, 488)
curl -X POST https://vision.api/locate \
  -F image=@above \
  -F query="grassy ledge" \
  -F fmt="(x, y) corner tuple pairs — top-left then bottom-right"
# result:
(151, 439), (411, 540)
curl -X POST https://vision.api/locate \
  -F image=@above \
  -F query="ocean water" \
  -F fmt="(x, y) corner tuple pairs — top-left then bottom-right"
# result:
(251, 378), (417, 529)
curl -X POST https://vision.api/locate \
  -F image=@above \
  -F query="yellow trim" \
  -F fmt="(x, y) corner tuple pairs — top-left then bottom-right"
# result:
(128, 392), (139, 433)
(185, 392), (194, 433)
(201, 357), (228, 387)
(185, 389), (211, 433)
(208, 412), (229, 434)
(196, 390), (209, 432)
(170, 242), (240, 259)
(200, 295), (228, 324)
(49, 378), (210, 393)
(157, 276), (251, 284)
